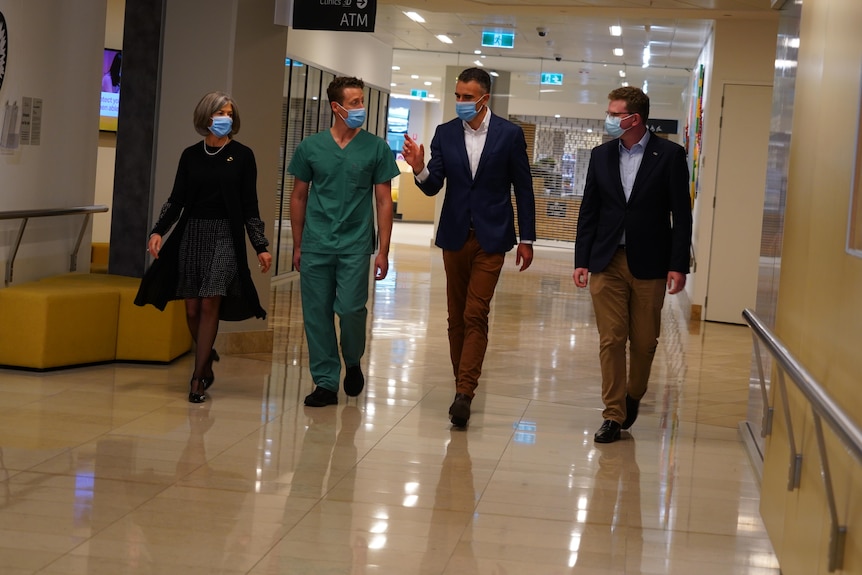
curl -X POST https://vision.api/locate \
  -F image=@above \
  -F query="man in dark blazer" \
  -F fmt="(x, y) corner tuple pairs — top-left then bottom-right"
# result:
(402, 67), (536, 428)
(573, 86), (692, 443)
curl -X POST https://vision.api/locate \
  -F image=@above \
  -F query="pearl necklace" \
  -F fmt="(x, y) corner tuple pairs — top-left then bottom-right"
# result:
(203, 139), (228, 156)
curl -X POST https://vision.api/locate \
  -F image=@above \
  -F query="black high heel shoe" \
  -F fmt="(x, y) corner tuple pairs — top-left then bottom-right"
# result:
(203, 349), (220, 391)
(189, 378), (206, 403)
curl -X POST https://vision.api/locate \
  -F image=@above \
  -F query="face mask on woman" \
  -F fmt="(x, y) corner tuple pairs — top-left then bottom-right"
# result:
(209, 116), (233, 138)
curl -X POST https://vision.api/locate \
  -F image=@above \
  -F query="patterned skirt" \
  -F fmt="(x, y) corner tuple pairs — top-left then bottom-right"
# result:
(176, 218), (240, 299)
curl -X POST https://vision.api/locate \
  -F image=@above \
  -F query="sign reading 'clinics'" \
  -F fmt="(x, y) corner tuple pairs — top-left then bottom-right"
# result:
(293, 0), (377, 32)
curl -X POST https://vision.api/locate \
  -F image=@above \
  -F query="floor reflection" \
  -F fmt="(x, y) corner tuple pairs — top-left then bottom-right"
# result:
(0, 223), (778, 574)
(576, 439), (642, 572)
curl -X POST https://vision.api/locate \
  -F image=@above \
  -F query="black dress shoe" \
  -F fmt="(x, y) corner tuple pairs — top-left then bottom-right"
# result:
(621, 395), (640, 430)
(449, 393), (472, 427)
(343, 365), (365, 397)
(304, 386), (338, 407)
(594, 420), (621, 443)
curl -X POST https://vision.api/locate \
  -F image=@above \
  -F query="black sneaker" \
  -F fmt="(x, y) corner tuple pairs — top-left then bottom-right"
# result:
(343, 365), (365, 397)
(304, 386), (338, 407)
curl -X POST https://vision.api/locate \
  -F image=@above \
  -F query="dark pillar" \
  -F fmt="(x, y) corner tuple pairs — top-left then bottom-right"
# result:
(108, 0), (165, 277)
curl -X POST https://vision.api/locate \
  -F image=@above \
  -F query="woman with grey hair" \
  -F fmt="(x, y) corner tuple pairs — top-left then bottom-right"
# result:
(135, 91), (272, 403)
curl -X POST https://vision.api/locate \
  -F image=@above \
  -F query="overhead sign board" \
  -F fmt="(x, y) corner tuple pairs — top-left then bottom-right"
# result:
(291, 0), (377, 33)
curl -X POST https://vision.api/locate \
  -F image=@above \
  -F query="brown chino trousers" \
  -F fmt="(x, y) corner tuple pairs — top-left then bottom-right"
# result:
(442, 231), (505, 398)
(589, 248), (667, 423)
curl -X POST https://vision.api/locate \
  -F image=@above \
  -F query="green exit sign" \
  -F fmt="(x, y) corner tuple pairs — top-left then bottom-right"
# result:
(481, 31), (514, 49)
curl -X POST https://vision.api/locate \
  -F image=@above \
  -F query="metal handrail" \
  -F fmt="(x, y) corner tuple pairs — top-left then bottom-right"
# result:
(743, 308), (862, 572)
(0, 205), (109, 285)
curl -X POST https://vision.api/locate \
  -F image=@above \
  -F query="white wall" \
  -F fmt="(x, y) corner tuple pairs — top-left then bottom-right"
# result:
(0, 0), (106, 284)
(286, 28), (393, 90)
(688, 18), (779, 315)
(155, 0), (286, 334)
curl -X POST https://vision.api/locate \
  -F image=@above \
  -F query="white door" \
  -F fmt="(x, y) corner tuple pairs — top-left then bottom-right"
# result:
(705, 83), (772, 324)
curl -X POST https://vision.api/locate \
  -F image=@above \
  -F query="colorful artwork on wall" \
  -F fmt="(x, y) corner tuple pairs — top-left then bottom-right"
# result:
(688, 64), (705, 208)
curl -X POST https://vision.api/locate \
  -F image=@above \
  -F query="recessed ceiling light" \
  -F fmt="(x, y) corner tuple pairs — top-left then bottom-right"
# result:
(403, 11), (425, 23)
(621, 81), (629, 87)
(392, 65), (400, 71)
(474, 50), (482, 55)
(436, 34), (453, 44)
(424, 81), (432, 86)
(390, 83), (397, 87)
(619, 70), (626, 78)
(613, 48), (623, 57)
(489, 71), (499, 77)
(473, 60), (484, 67)
(410, 74), (419, 79)
(610, 25), (622, 36)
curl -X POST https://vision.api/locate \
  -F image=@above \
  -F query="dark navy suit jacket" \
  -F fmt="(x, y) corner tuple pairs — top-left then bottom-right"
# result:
(416, 113), (536, 254)
(574, 134), (692, 279)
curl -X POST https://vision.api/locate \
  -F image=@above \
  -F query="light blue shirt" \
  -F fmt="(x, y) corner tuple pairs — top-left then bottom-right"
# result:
(618, 130), (650, 245)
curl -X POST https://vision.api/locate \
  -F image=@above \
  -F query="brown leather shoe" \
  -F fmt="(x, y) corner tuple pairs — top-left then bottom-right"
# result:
(594, 420), (621, 443)
(449, 393), (472, 427)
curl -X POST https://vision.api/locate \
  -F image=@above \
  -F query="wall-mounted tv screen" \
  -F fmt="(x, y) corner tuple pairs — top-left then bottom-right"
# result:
(100, 48), (122, 131)
(386, 106), (409, 152)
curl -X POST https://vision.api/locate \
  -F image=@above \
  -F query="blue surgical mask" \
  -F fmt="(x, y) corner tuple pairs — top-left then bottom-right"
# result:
(456, 97), (485, 122)
(209, 116), (233, 138)
(604, 114), (633, 138)
(337, 103), (366, 129)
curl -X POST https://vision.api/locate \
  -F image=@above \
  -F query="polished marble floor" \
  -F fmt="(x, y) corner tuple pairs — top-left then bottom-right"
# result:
(0, 222), (779, 574)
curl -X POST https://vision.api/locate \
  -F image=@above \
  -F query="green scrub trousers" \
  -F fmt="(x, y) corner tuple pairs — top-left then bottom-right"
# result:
(300, 252), (370, 392)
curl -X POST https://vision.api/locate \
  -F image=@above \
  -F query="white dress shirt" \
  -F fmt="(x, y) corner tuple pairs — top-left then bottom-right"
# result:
(618, 130), (650, 245)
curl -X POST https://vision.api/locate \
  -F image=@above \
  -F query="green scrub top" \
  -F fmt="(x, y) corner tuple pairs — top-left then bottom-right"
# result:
(288, 129), (400, 254)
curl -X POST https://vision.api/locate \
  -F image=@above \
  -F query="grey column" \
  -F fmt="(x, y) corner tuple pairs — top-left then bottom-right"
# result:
(108, 0), (165, 277)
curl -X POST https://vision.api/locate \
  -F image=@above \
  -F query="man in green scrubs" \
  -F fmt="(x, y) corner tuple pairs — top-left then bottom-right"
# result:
(288, 76), (400, 407)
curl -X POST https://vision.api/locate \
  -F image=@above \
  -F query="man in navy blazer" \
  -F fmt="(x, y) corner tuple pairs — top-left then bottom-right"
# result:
(573, 86), (692, 443)
(402, 67), (536, 428)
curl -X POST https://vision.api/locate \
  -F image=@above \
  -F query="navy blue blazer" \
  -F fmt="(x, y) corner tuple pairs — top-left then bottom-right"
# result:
(416, 113), (536, 254)
(574, 134), (692, 279)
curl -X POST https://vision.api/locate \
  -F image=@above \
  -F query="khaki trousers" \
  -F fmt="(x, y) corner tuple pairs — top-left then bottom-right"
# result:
(442, 232), (505, 397)
(589, 248), (666, 423)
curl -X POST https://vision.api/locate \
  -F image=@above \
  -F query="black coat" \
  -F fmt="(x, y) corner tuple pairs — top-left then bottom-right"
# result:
(574, 134), (692, 279)
(134, 139), (268, 321)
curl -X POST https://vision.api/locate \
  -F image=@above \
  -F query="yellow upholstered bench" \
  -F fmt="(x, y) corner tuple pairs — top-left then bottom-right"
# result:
(40, 273), (192, 363)
(0, 282), (120, 369)
(90, 242), (109, 274)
